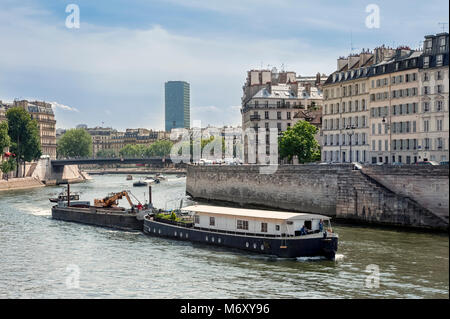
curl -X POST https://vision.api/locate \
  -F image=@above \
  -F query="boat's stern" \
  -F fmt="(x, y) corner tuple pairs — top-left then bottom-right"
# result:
(321, 233), (339, 260)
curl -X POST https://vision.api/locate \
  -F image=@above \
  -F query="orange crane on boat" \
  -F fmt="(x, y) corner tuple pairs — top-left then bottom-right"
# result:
(94, 191), (139, 208)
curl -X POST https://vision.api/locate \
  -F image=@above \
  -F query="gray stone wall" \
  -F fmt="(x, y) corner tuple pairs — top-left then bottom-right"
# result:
(186, 164), (449, 230)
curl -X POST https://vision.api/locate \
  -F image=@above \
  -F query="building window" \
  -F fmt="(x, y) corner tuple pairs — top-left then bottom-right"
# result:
(436, 55), (443, 67)
(265, 111), (269, 119)
(194, 215), (200, 224)
(423, 56), (430, 68)
(437, 119), (443, 131)
(210, 217), (215, 226)
(423, 120), (430, 132)
(237, 220), (249, 230)
(261, 223), (268, 233)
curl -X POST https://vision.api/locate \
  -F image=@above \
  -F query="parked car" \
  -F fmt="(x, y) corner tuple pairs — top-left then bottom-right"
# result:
(439, 161), (449, 165)
(417, 161), (439, 165)
(391, 162), (404, 166)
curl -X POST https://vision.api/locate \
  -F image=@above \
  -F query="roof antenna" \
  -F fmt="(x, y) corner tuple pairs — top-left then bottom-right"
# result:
(438, 22), (448, 33)
(350, 30), (355, 54)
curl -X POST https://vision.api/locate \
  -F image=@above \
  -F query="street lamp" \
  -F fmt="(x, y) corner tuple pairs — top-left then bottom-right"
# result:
(345, 125), (356, 163)
(382, 116), (391, 163)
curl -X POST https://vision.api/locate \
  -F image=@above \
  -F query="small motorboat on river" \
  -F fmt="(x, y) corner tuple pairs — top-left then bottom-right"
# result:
(133, 180), (147, 187)
(143, 205), (338, 260)
(49, 190), (80, 203)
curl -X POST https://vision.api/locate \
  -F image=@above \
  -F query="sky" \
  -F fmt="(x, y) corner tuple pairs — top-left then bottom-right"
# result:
(0, 0), (448, 131)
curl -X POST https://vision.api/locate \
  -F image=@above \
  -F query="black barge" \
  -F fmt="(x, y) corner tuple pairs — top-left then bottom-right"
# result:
(143, 205), (338, 260)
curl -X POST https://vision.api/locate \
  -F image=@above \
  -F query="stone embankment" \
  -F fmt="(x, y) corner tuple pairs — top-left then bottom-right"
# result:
(186, 164), (449, 231)
(83, 167), (186, 175)
(0, 177), (45, 192)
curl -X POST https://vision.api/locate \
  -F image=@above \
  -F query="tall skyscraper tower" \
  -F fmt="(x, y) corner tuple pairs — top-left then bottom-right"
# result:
(165, 81), (190, 132)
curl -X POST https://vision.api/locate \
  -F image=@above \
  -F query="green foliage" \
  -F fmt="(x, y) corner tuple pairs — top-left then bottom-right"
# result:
(0, 121), (10, 151)
(278, 120), (321, 163)
(57, 128), (92, 158)
(119, 144), (146, 157)
(119, 140), (174, 158)
(6, 107), (42, 176)
(144, 140), (173, 157)
(96, 149), (116, 158)
(0, 158), (17, 175)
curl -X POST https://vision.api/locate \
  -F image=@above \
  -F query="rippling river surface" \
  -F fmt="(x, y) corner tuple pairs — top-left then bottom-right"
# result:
(0, 174), (448, 298)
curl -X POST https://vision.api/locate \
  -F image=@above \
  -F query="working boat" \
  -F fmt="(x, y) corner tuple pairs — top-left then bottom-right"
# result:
(133, 180), (147, 187)
(144, 177), (160, 184)
(143, 205), (338, 260)
(155, 173), (166, 180)
(52, 187), (152, 231)
(49, 190), (80, 203)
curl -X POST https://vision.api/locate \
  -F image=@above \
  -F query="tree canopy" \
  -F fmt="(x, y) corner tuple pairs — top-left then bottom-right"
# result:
(96, 149), (116, 158)
(278, 120), (321, 163)
(6, 107), (42, 176)
(0, 121), (10, 151)
(57, 128), (92, 158)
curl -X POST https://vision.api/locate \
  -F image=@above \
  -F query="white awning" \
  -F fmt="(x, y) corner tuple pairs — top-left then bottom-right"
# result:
(182, 205), (329, 221)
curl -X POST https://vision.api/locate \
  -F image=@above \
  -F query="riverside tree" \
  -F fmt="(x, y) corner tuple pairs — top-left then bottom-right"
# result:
(0, 121), (10, 152)
(57, 128), (92, 158)
(96, 149), (116, 158)
(6, 107), (42, 177)
(278, 120), (321, 163)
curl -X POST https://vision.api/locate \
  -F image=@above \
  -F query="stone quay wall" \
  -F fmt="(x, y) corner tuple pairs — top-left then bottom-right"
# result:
(0, 177), (44, 192)
(186, 164), (449, 231)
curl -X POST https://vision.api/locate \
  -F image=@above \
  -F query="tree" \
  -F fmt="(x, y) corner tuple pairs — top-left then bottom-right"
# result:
(278, 120), (321, 163)
(1, 158), (17, 180)
(0, 121), (10, 152)
(145, 140), (174, 157)
(57, 128), (92, 158)
(6, 107), (42, 177)
(119, 144), (146, 158)
(96, 149), (116, 158)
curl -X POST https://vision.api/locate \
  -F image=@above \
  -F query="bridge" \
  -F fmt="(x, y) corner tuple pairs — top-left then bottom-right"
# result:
(51, 157), (173, 167)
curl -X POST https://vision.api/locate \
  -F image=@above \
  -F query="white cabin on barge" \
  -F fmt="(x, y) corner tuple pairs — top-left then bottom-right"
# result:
(182, 205), (333, 237)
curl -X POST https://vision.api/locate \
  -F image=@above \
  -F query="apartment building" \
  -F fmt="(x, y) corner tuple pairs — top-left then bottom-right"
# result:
(0, 100), (57, 159)
(418, 33), (449, 162)
(241, 68), (325, 163)
(323, 33), (449, 164)
(368, 48), (422, 164)
(322, 50), (374, 163)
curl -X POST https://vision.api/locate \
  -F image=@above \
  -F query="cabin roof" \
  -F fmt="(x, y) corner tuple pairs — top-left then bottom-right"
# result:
(182, 205), (329, 221)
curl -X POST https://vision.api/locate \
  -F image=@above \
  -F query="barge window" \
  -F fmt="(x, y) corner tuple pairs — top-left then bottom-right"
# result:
(261, 222), (268, 232)
(275, 225), (280, 231)
(237, 220), (248, 230)
(209, 217), (215, 226)
(194, 215), (200, 224)
(305, 220), (312, 230)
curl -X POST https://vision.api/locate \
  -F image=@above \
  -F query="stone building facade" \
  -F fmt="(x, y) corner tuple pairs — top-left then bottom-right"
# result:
(418, 33), (449, 162)
(241, 68), (326, 163)
(322, 50), (374, 163)
(322, 32), (449, 164)
(84, 127), (170, 157)
(0, 100), (57, 159)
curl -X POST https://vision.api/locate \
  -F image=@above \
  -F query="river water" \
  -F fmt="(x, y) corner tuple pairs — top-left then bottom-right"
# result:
(0, 174), (448, 299)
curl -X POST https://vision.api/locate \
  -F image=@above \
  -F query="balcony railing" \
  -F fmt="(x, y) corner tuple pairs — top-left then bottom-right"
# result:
(250, 115), (261, 121)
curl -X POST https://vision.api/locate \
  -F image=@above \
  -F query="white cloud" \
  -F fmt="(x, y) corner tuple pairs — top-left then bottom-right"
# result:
(50, 101), (79, 112)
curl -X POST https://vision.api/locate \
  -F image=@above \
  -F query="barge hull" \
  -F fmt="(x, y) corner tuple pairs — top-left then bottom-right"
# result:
(52, 207), (143, 231)
(144, 219), (337, 259)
